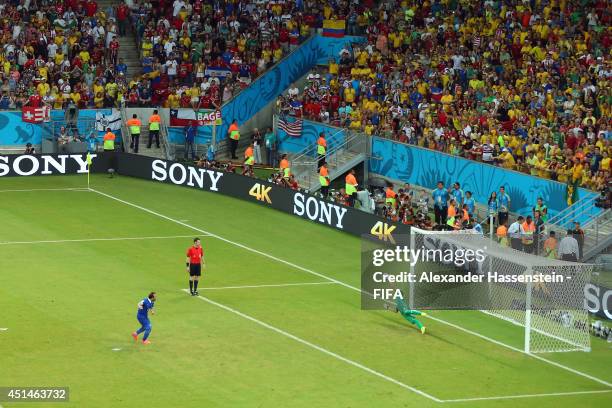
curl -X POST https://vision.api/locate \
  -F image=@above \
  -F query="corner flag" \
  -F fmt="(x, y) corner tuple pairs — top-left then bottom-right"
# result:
(86, 152), (93, 189)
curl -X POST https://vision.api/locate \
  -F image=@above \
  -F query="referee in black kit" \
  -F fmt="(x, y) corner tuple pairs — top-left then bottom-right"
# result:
(186, 238), (205, 295)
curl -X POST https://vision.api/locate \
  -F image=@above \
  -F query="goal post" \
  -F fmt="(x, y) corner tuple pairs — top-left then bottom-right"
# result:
(408, 227), (592, 354)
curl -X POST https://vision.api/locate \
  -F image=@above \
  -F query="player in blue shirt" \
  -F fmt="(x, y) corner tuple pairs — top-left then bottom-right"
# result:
(132, 292), (156, 345)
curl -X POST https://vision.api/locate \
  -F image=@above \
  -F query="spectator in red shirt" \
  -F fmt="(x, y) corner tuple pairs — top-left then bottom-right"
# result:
(116, 1), (130, 36)
(85, 0), (98, 17)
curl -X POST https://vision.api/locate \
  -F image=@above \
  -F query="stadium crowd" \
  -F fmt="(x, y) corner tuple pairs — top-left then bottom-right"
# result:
(277, 0), (611, 192)
(128, 0), (321, 108)
(376, 177), (592, 260)
(0, 0), (126, 110)
(0, 0), (317, 111)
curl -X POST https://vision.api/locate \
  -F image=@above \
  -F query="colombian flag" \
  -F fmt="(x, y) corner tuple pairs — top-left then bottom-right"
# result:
(322, 19), (346, 38)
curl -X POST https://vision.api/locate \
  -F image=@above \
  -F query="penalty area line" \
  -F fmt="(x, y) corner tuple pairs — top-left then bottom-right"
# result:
(201, 282), (337, 290)
(442, 389), (612, 403)
(90, 188), (612, 391)
(0, 187), (90, 193)
(0, 235), (203, 246)
(183, 289), (443, 403)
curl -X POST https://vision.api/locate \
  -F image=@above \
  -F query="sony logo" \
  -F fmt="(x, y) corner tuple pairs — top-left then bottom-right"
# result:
(293, 192), (347, 229)
(0, 154), (95, 176)
(151, 159), (223, 192)
(584, 283), (612, 320)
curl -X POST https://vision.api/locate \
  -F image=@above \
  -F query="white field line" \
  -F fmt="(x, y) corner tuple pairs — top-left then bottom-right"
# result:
(0, 235), (199, 246)
(443, 389), (611, 403)
(183, 289), (442, 403)
(201, 282), (337, 290)
(0, 187), (89, 193)
(91, 188), (612, 394)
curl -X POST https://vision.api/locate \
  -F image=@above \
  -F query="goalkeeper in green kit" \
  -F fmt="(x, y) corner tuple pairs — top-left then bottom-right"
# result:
(385, 293), (427, 334)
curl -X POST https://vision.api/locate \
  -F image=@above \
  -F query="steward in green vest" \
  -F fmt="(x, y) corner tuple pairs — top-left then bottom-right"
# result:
(385, 182), (397, 208)
(228, 119), (240, 160)
(103, 128), (116, 151)
(533, 197), (548, 223)
(319, 162), (330, 198)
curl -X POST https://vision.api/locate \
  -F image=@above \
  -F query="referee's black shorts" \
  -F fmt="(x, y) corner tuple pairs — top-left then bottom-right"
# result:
(189, 263), (201, 276)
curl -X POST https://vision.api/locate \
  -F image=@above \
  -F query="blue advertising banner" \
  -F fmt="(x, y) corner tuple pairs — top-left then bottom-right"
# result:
(277, 119), (346, 155)
(0, 109), (123, 147)
(0, 111), (43, 145)
(369, 137), (600, 220)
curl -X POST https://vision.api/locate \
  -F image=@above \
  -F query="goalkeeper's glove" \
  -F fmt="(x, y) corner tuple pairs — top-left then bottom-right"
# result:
(421, 312), (428, 317)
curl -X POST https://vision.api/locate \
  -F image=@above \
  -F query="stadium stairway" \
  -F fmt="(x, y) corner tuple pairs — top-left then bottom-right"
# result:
(291, 132), (368, 192)
(133, 128), (166, 158)
(97, 0), (142, 80)
(119, 108), (168, 160)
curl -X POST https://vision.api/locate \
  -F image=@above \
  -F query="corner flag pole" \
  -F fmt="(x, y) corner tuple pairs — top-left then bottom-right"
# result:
(86, 152), (92, 190)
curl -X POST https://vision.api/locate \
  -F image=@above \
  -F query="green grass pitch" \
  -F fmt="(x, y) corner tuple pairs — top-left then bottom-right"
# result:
(0, 174), (610, 407)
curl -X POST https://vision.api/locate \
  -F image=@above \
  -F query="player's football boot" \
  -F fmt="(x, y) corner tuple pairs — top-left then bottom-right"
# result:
(131, 332), (138, 342)
(142, 340), (152, 345)
(420, 326), (426, 335)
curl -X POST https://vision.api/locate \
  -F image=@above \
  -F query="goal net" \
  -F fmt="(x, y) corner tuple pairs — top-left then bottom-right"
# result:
(409, 227), (592, 353)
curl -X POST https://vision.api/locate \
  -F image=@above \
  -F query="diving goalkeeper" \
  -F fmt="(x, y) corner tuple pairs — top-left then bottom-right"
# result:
(386, 294), (427, 334)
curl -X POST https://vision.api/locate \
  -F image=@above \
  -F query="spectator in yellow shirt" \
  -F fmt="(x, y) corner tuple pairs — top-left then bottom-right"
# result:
(499, 148), (516, 169)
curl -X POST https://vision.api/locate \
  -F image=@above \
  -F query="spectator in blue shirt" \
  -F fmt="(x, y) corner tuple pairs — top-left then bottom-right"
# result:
(185, 122), (197, 159)
(116, 58), (128, 76)
(497, 186), (511, 225)
(451, 182), (464, 208)
(432, 181), (450, 225)
(464, 191), (475, 216)
(487, 191), (498, 224)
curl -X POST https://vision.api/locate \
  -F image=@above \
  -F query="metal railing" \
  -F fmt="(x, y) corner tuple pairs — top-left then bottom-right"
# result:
(546, 194), (602, 228)
(119, 106), (131, 152)
(160, 120), (172, 160)
(293, 131), (368, 190)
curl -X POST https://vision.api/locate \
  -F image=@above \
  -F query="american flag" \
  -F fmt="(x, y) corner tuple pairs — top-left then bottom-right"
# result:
(278, 117), (303, 137)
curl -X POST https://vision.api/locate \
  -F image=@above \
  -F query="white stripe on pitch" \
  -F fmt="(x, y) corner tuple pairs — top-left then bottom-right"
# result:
(442, 389), (611, 403)
(183, 289), (443, 403)
(0, 187), (89, 193)
(92, 188), (612, 391)
(201, 282), (337, 290)
(0, 235), (199, 245)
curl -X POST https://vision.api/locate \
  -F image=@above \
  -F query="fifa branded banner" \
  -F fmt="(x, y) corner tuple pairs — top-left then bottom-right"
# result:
(115, 154), (410, 239)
